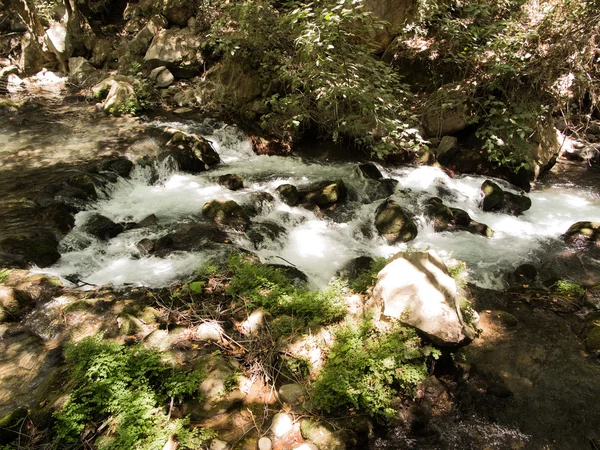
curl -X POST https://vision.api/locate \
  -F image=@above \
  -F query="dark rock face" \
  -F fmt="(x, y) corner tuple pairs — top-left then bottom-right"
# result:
(480, 180), (531, 215)
(513, 264), (537, 283)
(218, 173), (244, 191)
(99, 157), (134, 178)
(276, 184), (299, 206)
(0, 231), (60, 268)
(299, 180), (347, 208)
(153, 223), (229, 255)
(563, 221), (600, 246)
(425, 198), (494, 237)
(374, 200), (418, 244)
(82, 214), (124, 240)
(358, 163), (383, 180)
(336, 256), (375, 280)
(202, 199), (251, 231)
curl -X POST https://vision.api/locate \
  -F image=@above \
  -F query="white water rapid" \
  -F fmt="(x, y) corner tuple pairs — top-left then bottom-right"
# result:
(42, 120), (600, 290)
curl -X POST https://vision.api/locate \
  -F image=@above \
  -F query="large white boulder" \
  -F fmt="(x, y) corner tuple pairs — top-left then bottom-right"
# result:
(373, 251), (475, 345)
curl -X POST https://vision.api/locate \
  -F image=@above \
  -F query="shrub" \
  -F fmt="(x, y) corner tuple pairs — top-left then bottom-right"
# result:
(53, 336), (213, 449)
(226, 254), (346, 326)
(348, 257), (388, 293)
(312, 322), (440, 420)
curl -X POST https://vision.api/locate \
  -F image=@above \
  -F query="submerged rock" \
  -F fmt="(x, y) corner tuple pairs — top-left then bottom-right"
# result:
(202, 199), (251, 231)
(374, 200), (418, 244)
(154, 223), (228, 255)
(373, 250), (475, 345)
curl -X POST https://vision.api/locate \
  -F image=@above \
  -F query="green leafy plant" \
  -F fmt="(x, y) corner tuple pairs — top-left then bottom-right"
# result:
(0, 269), (11, 283)
(312, 322), (440, 420)
(551, 280), (585, 299)
(226, 254), (346, 326)
(210, 0), (425, 157)
(53, 336), (212, 449)
(349, 257), (388, 293)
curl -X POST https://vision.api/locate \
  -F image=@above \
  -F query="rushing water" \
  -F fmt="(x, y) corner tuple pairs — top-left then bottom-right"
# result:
(41, 119), (600, 290)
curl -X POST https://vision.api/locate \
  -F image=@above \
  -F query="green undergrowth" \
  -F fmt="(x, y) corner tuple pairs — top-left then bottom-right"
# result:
(224, 254), (347, 326)
(312, 322), (440, 420)
(52, 336), (214, 450)
(348, 257), (388, 293)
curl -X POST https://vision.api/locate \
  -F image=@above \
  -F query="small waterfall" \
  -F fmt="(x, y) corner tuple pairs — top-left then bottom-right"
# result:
(41, 120), (600, 289)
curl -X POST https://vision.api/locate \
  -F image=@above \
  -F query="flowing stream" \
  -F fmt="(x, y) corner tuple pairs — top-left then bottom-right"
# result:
(41, 119), (600, 290)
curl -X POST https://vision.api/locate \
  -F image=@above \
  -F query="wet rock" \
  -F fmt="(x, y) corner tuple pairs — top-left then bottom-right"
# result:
(358, 163), (383, 180)
(246, 191), (275, 215)
(563, 221), (600, 246)
(373, 250), (475, 345)
(481, 180), (531, 215)
(271, 412), (294, 438)
(99, 157), (134, 178)
(160, 129), (220, 171)
(276, 184), (299, 206)
(365, 178), (399, 203)
(336, 256), (375, 280)
(154, 223), (228, 254)
(279, 383), (305, 406)
(300, 419), (347, 450)
(247, 221), (287, 249)
(83, 214), (124, 240)
(66, 174), (97, 200)
(202, 199), (251, 231)
(300, 180), (347, 208)
(138, 214), (158, 228)
(374, 200), (418, 244)
(218, 173), (244, 191)
(136, 238), (155, 255)
(42, 203), (75, 233)
(425, 197), (454, 231)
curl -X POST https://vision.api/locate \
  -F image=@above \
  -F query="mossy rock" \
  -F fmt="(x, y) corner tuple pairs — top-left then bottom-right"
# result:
(481, 180), (504, 212)
(564, 221), (600, 246)
(425, 197), (453, 231)
(301, 180), (348, 208)
(276, 184), (299, 206)
(117, 313), (145, 335)
(374, 200), (418, 244)
(218, 173), (244, 191)
(202, 199), (251, 231)
(62, 299), (96, 314)
(0, 408), (28, 444)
